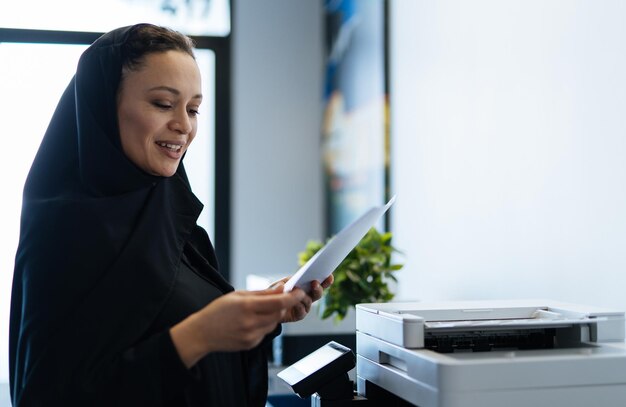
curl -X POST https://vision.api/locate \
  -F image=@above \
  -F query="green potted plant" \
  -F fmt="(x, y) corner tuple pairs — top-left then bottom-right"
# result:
(298, 227), (404, 323)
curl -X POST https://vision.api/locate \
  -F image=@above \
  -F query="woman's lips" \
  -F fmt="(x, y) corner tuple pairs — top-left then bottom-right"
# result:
(155, 141), (184, 159)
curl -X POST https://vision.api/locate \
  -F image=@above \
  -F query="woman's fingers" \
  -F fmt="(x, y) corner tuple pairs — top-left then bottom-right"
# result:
(192, 289), (305, 350)
(321, 274), (334, 289)
(268, 276), (290, 289)
(266, 273), (335, 324)
(245, 287), (306, 313)
(308, 280), (325, 302)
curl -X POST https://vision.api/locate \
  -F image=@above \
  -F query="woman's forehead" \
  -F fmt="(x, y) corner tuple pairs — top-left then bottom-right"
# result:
(122, 51), (202, 97)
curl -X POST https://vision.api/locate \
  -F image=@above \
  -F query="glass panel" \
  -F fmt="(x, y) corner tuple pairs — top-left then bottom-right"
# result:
(0, 43), (215, 397)
(185, 48), (216, 238)
(1, 0), (230, 36)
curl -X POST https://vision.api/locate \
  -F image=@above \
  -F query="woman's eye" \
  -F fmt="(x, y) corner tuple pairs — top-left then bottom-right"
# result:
(153, 102), (172, 109)
(188, 109), (200, 117)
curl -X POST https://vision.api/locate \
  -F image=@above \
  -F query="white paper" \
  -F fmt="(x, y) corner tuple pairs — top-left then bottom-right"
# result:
(283, 195), (396, 292)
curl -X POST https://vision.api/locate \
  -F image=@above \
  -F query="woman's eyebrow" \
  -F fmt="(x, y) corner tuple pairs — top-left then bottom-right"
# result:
(148, 85), (202, 100)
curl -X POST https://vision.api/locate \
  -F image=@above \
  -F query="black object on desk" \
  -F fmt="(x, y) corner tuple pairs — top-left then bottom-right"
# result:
(277, 341), (354, 398)
(277, 341), (372, 406)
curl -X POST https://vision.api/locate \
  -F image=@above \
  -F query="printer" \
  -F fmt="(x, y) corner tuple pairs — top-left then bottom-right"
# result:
(355, 299), (626, 407)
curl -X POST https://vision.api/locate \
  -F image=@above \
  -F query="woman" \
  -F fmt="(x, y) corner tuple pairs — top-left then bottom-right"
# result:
(9, 23), (331, 406)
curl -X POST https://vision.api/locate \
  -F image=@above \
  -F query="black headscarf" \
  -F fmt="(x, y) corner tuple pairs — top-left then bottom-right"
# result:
(9, 24), (215, 405)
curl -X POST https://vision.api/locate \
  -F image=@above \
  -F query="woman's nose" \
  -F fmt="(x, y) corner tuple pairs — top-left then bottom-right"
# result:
(170, 109), (192, 134)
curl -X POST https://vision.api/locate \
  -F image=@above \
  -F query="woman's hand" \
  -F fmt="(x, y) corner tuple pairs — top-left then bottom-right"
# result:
(270, 275), (334, 323)
(170, 287), (306, 368)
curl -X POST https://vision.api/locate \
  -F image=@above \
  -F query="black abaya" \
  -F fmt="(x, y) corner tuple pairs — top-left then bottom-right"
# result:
(9, 24), (273, 406)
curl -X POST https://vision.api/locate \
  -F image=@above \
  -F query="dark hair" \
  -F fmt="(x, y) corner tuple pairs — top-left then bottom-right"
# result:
(121, 23), (196, 72)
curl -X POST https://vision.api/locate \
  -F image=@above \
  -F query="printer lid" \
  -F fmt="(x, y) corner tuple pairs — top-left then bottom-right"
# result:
(356, 299), (625, 348)
(358, 299), (623, 321)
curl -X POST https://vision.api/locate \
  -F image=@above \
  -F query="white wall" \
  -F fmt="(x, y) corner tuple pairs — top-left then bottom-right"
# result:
(231, 0), (324, 289)
(390, 0), (626, 312)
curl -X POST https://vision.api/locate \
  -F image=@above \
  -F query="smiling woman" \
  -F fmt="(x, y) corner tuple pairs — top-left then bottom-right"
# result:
(0, 33), (215, 407)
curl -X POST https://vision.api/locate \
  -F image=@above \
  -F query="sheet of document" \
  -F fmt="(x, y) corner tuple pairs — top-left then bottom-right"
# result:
(283, 195), (396, 292)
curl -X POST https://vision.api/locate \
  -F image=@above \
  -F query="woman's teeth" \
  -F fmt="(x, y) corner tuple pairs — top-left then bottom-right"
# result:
(157, 142), (182, 152)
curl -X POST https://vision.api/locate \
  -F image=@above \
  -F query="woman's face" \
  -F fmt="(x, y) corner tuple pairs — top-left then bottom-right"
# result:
(117, 50), (202, 177)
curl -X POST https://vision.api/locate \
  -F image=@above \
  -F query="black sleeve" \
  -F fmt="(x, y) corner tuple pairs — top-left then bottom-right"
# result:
(15, 330), (197, 407)
(105, 330), (199, 405)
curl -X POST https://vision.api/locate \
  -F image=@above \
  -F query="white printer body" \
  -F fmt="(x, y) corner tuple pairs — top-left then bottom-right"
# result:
(356, 299), (626, 407)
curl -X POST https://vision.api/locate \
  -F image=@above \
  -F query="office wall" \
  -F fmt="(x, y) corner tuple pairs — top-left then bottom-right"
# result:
(390, 0), (626, 312)
(231, 0), (324, 289)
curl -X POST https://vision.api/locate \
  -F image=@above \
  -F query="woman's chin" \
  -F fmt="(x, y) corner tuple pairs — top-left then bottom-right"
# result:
(150, 164), (179, 178)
